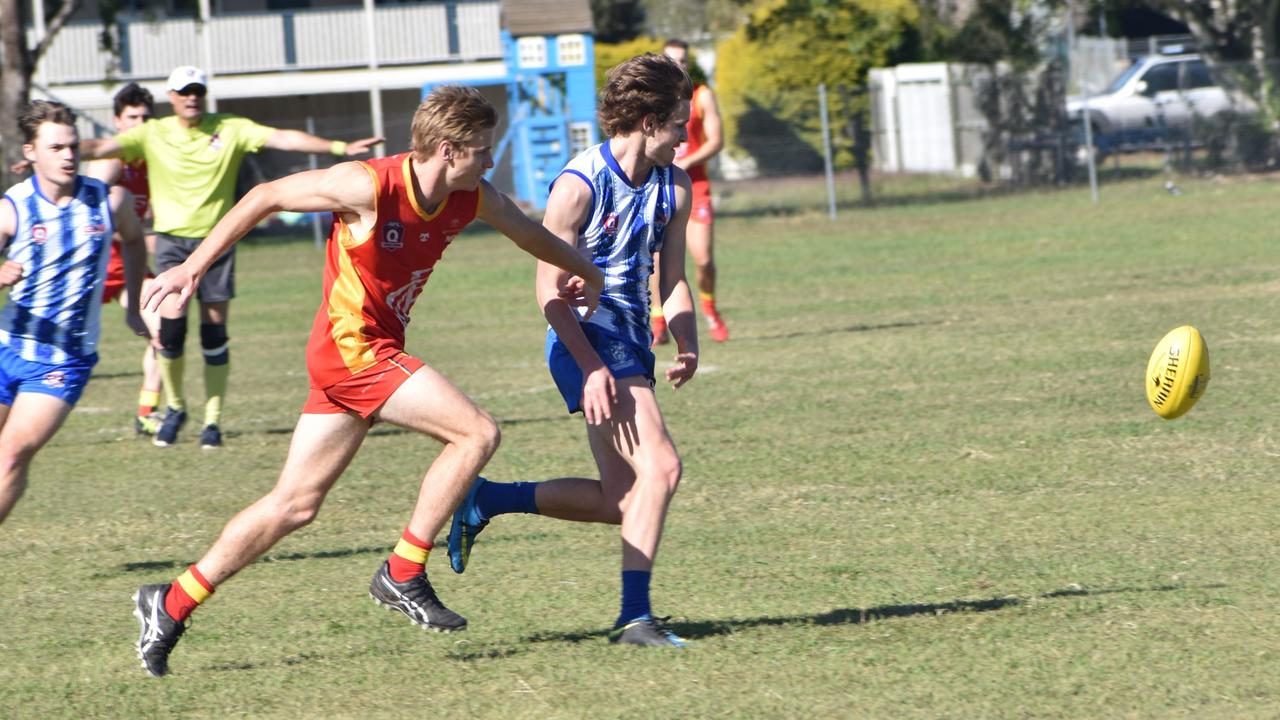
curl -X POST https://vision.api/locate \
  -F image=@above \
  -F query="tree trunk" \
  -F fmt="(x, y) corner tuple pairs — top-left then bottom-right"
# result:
(0, 0), (33, 190)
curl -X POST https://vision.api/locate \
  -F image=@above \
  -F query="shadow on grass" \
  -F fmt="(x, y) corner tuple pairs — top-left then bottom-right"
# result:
(104, 545), (393, 577)
(751, 319), (942, 343)
(107, 532), (561, 578)
(489, 582), (1223, 654)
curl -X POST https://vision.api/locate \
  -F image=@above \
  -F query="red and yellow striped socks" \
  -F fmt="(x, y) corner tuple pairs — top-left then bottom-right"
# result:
(387, 528), (432, 582)
(165, 565), (214, 622)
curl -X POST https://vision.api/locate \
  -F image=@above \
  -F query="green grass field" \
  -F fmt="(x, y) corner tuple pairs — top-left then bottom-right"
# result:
(2, 172), (1277, 718)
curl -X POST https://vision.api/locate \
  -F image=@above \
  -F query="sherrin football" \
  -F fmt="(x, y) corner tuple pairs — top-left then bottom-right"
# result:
(1145, 325), (1210, 419)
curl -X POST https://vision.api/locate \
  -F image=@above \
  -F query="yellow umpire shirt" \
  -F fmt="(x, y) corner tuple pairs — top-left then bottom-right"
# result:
(115, 114), (277, 238)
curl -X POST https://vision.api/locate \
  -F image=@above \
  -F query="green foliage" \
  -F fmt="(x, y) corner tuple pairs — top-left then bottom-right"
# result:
(715, 0), (919, 171)
(594, 38), (709, 91)
(591, 0), (647, 43)
(593, 36), (665, 90)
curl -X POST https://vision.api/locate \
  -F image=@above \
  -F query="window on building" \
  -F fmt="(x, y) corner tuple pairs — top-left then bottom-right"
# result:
(518, 37), (547, 69)
(569, 122), (593, 156)
(557, 34), (586, 66)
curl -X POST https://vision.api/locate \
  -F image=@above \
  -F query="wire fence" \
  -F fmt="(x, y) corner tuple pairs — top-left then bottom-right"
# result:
(703, 51), (1280, 218)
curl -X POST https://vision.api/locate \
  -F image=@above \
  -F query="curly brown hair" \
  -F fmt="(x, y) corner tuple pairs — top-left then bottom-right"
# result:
(410, 85), (498, 161)
(597, 53), (692, 137)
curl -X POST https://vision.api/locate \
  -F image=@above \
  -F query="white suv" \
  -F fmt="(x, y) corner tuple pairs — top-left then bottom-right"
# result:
(1067, 54), (1250, 154)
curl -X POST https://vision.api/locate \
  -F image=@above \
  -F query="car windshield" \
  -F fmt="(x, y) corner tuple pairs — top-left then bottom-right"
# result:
(1103, 61), (1146, 94)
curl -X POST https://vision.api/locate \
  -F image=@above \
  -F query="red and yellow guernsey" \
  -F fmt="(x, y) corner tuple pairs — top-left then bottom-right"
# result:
(305, 153), (479, 388)
(674, 84), (711, 184)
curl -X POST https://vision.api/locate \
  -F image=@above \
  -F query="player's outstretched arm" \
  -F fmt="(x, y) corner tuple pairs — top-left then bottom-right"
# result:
(109, 186), (150, 338)
(658, 171), (699, 388)
(537, 175), (615, 425)
(143, 162), (375, 313)
(265, 129), (384, 157)
(78, 137), (124, 161)
(477, 180), (605, 300)
(83, 157), (124, 185)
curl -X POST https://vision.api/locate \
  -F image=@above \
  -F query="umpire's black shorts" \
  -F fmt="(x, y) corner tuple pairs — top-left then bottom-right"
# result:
(154, 232), (236, 303)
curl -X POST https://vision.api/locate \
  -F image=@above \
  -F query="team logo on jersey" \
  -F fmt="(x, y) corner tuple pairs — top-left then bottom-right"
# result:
(83, 223), (107, 236)
(418, 232), (431, 243)
(603, 213), (619, 236)
(32, 225), (47, 244)
(385, 268), (434, 327)
(42, 370), (66, 389)
(443, 233), (458, 245)
(381, 221), (404, 251)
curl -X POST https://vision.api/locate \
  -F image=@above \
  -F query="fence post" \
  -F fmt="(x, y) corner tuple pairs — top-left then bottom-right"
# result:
(306, 115), (325, 249)
(818, 83), (837, 220)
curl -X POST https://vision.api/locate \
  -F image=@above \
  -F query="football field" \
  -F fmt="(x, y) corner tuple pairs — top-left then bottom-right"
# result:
(2, 173), (1277, 718)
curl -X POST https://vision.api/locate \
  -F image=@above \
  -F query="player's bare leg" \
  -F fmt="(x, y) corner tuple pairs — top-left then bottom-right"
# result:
(0, 395), (75, 524)
(134, 411), (368, 676)
(686, 220), (727, 342)
(121, 278), (165, 435)
(366, 363), (499, 632)
(194, 413), (367, 583)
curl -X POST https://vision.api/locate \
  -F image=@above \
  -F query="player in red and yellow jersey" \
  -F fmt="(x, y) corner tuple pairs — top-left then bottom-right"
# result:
(651, 39), (729, 344)
(84, 82), (164, 434)
(128, 86), (605, 677)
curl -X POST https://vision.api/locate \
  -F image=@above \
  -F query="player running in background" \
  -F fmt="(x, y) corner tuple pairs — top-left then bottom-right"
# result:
(0, 101), (149, 525)
(650, 38), (728, 345)
(447, 54), (700, 647)
(83, 82), (165, 435)
(79, 65), (383, 449)
(130, 86), (605, 677)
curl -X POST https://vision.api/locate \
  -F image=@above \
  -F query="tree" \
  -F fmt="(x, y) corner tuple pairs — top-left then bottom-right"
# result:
(1158, 1), (1280, 161)
(0, 0), (82, 188)
(715, 0), (919, 176)
(591, 0), (647, 43)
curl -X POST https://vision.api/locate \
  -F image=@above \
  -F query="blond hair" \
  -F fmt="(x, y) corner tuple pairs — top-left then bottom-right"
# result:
(410, 85), (498, 160)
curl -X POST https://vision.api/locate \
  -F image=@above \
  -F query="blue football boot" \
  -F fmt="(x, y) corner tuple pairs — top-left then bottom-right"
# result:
(447, 477), (489, 574)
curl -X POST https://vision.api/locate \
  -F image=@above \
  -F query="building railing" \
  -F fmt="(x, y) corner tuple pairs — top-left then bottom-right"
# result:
(32, 1), (503, 85)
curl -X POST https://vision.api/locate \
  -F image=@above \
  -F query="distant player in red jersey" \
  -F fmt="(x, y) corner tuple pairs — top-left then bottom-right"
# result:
(651, 38), (729, 344)
(129, 85), (605, 677)
(84, 82), (164, 435)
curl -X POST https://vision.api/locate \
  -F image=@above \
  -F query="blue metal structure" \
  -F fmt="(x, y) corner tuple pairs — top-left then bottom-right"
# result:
(423, 30), (596, 209)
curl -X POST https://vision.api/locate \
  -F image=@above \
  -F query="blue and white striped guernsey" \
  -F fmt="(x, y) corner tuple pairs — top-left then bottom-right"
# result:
(552, 142), (676, 348)
(0, 176), (114, 363)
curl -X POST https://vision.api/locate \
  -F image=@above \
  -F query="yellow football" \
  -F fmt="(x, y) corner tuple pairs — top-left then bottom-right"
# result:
(1145, 325), (1210, 419)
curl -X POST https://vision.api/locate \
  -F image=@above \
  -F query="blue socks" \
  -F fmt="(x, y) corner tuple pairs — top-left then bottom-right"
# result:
(617, 570), (652, 626)
(474, 480), (539, 519)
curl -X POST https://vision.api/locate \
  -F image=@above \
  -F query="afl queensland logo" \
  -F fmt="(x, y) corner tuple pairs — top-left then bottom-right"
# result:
(32, 225), (48, 244)
(381, 220), (404, 251)
(603, 213), (620, 236)
(654, 203), (669, 233)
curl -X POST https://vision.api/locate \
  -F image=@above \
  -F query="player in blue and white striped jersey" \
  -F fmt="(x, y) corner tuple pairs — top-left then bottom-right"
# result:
(0, 100), (149, 525)
(447, 54), (699, 647)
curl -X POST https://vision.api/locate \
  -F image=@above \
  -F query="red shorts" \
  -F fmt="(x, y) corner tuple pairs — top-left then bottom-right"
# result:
(689, 177), (713, 225)
(303, 351), (424, 418)
(100, 244), (153, 304)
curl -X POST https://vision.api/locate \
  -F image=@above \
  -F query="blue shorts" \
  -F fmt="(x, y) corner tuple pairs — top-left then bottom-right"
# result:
(546, 324), (655, 414)
(0, 344), (97, 407)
